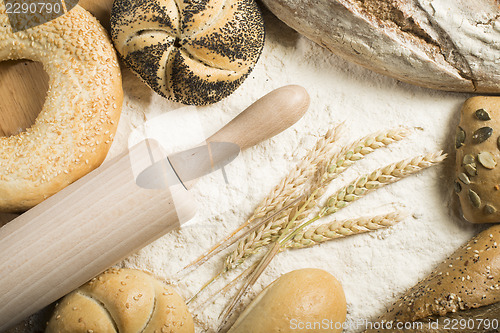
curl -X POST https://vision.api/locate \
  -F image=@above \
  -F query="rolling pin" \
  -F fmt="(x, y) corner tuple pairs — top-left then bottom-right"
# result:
(0, 85), (310, 331)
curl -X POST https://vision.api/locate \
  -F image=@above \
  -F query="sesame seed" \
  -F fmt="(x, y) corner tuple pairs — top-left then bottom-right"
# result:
(0, 6), (121, 211)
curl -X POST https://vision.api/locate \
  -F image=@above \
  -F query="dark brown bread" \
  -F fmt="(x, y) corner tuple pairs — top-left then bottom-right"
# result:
(366, 225), (500, 332)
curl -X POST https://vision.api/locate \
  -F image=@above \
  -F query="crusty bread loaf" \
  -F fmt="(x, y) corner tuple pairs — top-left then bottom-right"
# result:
(365, 225), (500, 332)
(261, 0), (500, 93)
(111, 0), (265, 106)
(45, 268), (194, 333)
(229, 268), (346, 333)
(455, 96), (500, 223)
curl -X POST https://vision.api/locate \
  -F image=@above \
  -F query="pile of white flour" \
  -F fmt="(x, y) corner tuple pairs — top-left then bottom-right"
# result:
(7, 7), (489, 333)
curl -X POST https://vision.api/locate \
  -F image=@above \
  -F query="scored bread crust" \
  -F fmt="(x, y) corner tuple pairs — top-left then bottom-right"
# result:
(366, 225), (500, 332)
(45, 268), (195, 333)
(111, 0), (265, 106)
(260, 0), (500, 93)
(0, 3), (123, 212)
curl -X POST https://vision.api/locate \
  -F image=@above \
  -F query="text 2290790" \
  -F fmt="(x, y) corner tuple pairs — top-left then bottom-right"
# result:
(5, 2), (62, 15)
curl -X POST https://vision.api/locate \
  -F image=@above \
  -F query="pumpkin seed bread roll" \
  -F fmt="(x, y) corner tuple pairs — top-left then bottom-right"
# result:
(110, 0), (265, 106)
(0, 3), (123, 212)
(365, 225), (500, 333)
(46, 268), (194, 333)
(455, 96), (500, 223)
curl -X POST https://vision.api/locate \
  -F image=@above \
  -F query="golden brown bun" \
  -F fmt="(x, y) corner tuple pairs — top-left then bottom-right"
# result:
(0, 4), (123, 212)
(110, 0), (265, 106)
(228, 268), (347, 333)
(45, 268), (194, 333)
(365, 225), (500, 332)
(456, 96), (500, 223)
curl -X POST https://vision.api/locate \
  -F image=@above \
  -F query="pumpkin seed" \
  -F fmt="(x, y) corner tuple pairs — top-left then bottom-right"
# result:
(458, 173), (471, 185)
(475, 108), (491, 121)
(462, 154), (475, 165)
(456, 127), (466, 149)
(477, 152), (497, 169)
(465, 164), (477, 177)
(454, 181), (462, 193)
(484, 204), (497, 215)
(468, 189), (481, 208)
(497, 136), (500, 151)
(471, 127), (493, 144)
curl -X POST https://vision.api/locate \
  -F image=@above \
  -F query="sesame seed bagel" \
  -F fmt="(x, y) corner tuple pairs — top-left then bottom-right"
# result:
(0, 3), (123, 212)
(111, 0), (265, 106)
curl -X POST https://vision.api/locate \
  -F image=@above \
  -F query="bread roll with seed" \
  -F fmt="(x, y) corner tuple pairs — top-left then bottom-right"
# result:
(229, 268), (346, 333)
(111, 0), (265, 106)
(455, 96), (500, 223)
(0, 3), (123, 212)
(365, 225), (500, 333)
(45, 268), (194, 333)
(261, 0), (500, 93)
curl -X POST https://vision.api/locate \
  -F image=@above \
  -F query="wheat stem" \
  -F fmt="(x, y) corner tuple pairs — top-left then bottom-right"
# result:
(223, 127), (410, 271)
(218, 151), (445, 330)
(177, 125), (343, 277)
(248, 124), (344, 222)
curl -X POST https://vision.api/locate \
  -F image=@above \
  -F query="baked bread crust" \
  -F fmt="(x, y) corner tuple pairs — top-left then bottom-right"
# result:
(111, 0), (265, 105)
(456, 96), (500, 223)
(261, 0), (500, 93)
(0, 3), (123, 212)
(229, 268), (347, 333)
(45, 268), (195, 333)
(366, 225), (500, 332)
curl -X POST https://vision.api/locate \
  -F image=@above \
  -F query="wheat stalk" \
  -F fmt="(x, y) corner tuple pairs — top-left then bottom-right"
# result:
(217, 151), (446, 329)
(223, 127), (410, 271)
(248, 124), (344, 221)
(288, 211), (407, 249)
(175, 125), (343, 278)
(318, 151), (446, 218)
(283, 151), (446, 244)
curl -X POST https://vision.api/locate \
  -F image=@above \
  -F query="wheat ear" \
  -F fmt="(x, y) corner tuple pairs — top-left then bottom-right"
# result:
(248, 124), (344, 221)
(277, 127), (412, 229)
(283, 151), (447, 244)
(176, 125), (343, 276)
(218, 152), (446, 329)
(223, 127), (410, 271)
(319, 151), (446, 217)
(288, 211), (407, 249)
(175, 125), (344, 278)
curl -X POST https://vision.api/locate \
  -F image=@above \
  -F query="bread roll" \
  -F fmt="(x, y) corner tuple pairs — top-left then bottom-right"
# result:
(45, 268), (194, 333)
(365, 225), (500, 332)
(261, 0), (500, 93)
(111, 0), (265, 106)
(455, 96), (500, 223)
(229, 268), (346, 333)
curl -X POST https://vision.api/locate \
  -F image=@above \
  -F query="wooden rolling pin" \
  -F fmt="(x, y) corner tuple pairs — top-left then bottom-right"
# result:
(0, 85), (310, 331)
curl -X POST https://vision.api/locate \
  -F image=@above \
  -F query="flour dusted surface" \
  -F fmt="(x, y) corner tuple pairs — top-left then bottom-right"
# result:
(13, 8), (486, 333)
(106, 9), (483, 332)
